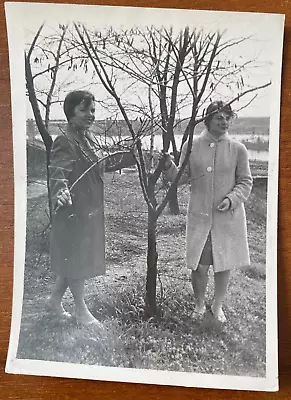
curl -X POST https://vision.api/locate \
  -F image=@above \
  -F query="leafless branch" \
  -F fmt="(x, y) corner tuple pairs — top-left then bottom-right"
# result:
(27, 23), (44, 60)
(74, 23), (154, 212)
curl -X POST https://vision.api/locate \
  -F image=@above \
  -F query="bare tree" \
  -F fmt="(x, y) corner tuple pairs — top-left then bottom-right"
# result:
(73, 23), (270, 316)
(25, 24), (97, 216)
(26, 24), (68, 216)
(76, 26), (269, 214)
(26, 22), (270, 316)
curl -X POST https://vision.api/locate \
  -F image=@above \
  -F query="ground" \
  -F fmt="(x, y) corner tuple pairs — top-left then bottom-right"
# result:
(17, 169), (267, 377)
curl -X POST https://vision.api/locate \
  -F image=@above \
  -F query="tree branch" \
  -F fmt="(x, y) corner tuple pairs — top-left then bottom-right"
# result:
(45, 25), (68, 128)
(27, 24), (44, 60)
(74, 23), (154, 212)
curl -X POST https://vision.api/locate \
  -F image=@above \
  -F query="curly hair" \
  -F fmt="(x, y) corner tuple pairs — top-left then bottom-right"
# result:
(204, 101), (235, 129)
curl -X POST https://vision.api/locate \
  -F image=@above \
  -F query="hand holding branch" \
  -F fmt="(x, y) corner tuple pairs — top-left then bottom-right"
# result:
(160, 152), (172, 171)
(56, 188), (72, 211)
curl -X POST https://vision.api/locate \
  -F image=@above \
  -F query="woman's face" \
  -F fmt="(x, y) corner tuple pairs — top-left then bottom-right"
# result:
(207, 111), (231, 137)
(70, 99), (95, 131)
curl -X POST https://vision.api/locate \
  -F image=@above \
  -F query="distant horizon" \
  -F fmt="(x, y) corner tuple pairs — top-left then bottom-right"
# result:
(26, 116), (271, 122)
(27, 115), (270, 138)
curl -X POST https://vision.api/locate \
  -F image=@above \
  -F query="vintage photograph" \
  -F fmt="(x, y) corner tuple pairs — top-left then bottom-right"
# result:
(5, 2), (284, 391)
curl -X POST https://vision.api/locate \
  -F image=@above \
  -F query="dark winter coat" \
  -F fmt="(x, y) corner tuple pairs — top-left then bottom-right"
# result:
(49, 124), (135, 279)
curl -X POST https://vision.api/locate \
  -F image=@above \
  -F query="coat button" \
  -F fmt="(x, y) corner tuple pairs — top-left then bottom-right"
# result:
(210, 142), (215, 147)
(207, 166), (212, 172)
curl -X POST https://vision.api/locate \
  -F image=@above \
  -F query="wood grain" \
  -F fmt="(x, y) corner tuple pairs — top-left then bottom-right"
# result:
(0, 0), (290, 398)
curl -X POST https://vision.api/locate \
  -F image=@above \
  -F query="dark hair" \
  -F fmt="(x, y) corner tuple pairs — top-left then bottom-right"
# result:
(204, 101), (234, 129)
(63, 90), (95, 121)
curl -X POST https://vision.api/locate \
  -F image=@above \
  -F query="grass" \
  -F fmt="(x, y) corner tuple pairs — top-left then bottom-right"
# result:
(241, 139), (269, 152)
(17, 170), (267, 377)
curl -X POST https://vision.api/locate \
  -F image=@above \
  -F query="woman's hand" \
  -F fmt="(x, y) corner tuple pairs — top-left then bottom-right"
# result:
(162, 153), (172, 171)
(217, 198), (231, 212)
(57, 188), (72, 208)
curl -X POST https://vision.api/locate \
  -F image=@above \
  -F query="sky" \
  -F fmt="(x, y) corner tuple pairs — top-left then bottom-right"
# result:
(22, 3), (284, 120)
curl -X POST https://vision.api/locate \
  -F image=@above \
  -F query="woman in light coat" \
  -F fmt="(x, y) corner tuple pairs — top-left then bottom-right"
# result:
(164, 101), (253, 322)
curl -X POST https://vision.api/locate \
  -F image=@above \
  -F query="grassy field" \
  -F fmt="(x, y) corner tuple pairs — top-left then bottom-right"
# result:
(17, 171), (267, 377)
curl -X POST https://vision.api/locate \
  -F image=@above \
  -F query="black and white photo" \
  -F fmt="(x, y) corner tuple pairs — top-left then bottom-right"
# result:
(5, 2), (284, 391)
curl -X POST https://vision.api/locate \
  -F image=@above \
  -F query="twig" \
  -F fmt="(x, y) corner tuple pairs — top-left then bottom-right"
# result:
(27, 23), (44, 60)
(157, 270), (164, 302)
(74, 23), (154, 212)
(34, 248), (44, 269)
(54, 152), (126, 214)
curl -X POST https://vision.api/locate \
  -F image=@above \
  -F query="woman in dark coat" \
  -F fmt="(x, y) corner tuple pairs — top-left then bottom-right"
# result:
(164, 101), (253, 323)
(46, 90), (135, 325)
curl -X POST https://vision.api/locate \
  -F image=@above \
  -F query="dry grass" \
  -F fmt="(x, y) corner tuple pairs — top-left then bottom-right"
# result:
(17, 171), (267, 377)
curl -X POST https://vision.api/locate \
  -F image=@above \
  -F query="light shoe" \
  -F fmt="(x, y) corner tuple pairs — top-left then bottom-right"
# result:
(211, 305), (226, 323)
(74, 312), (102, 327)
(192, 304), (206, 318)
(45, 298), (72, 319)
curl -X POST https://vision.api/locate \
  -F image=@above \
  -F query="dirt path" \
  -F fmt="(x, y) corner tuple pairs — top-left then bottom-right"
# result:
(27, 180), (47, 199)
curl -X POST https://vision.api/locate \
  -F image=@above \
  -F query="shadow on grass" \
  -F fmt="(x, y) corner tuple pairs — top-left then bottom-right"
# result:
(241, 264), (266, 280)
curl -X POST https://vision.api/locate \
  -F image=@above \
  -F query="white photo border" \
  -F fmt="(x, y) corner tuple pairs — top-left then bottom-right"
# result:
(4, 1), (284, 392)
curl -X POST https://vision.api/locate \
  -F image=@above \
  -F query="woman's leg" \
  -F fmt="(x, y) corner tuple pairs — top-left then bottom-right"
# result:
(68, 278), (98, 324)
(212, 270), (231, 321)
(191, 264), (210, 313)
(46, 275), (70, 316)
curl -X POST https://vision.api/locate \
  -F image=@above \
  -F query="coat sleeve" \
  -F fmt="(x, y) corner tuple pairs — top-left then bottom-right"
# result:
(164, 141), (191, 185)
(49, 136), (75, 210)
(104, 151), (136, 172)
(226, 143), (253, 211)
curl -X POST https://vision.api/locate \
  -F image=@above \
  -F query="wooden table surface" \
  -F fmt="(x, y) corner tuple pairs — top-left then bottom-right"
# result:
(0, 0), (290, 399)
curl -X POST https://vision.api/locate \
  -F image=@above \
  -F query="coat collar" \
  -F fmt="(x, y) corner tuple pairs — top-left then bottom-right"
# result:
(201, 129), (229, 143)
(66, 122), (87, 141)
(65, 123), (100, 162)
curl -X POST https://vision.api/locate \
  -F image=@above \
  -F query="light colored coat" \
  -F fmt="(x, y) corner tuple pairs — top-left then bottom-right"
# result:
(166, 130), (253, 272)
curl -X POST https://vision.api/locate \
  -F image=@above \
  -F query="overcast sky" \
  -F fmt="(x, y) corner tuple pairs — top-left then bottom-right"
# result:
(23, 4), (283, 119)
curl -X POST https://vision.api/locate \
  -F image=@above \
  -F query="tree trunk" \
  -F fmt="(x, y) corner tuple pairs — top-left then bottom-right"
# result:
(25, 54), (53, 218)
(148, 84), (155, 171)
(168, 182), (180, 215)
(45, 148), (53, 218)
(145, 207), (158, 317)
